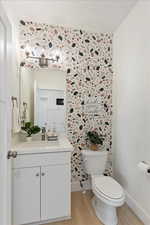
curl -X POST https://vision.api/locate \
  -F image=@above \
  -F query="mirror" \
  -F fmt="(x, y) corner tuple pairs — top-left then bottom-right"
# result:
(20, 67), (66, 135)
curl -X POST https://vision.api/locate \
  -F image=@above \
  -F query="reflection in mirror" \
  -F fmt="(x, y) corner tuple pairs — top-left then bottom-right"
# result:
(20, 67), (66, 135)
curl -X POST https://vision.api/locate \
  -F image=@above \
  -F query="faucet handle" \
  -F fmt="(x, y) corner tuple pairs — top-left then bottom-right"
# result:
(42, 127), (46, 133)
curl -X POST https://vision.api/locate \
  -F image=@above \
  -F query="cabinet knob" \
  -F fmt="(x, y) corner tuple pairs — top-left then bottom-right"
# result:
(12, 151), (18, 158)
(36, 173), (40, 177)
(41, 172), (45, 176)
(7, 151), (17, 159)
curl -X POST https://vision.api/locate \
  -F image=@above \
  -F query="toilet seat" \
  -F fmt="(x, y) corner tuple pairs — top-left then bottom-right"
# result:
(92, 176), (125, 207)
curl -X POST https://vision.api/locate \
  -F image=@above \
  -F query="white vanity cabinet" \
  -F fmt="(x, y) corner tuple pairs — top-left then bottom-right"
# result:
(13, 167), (41, 225)
(12, 151), (71, 225)
(41, 164), (70, 221)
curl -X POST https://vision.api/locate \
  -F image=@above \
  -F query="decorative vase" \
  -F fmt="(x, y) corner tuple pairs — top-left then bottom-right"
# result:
(26, 136), (32, 142)
(90, 144), (98, 151)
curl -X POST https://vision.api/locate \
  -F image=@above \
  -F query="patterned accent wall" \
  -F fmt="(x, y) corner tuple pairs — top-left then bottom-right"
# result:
(19, 21), (113, 184)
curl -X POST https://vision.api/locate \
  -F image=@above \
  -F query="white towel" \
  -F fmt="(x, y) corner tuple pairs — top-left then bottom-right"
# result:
(12, 101), (21, 133)
(22, 103), (28, 123)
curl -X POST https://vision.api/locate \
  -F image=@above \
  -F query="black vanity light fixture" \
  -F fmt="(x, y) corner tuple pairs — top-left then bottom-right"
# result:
(25, 51), (60, 68)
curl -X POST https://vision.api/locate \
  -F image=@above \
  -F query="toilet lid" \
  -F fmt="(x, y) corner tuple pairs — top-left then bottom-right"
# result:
(94, 176), (124, 199)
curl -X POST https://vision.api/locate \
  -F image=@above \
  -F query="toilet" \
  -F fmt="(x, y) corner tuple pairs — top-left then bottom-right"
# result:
(82, 150), (125, 225)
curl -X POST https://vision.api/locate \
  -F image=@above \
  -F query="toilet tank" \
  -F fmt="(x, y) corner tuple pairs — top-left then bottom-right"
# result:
(82, 150), (108, 175)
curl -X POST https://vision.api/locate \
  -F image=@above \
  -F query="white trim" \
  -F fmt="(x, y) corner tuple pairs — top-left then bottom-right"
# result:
(71, 180), (91, 192)
(26, 216), (71, 225)
(71, 181), (81, 192)
(0, 3), (12, 225)
(125, 191), (150, 225)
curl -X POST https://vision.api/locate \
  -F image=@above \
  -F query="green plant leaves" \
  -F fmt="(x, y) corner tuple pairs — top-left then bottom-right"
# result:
(21, 122), (41, 137)
(87, 131), (104, 145)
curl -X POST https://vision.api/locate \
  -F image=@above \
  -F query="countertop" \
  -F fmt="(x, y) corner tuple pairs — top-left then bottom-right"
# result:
(12, 136), (74, 155)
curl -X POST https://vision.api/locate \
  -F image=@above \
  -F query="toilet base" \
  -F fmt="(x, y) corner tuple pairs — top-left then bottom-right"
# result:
(92, 196), (118, 225)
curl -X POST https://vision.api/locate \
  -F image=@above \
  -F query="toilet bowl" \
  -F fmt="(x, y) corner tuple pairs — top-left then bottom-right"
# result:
(82, 150), (125, 225)
(92, 175), (125, 225)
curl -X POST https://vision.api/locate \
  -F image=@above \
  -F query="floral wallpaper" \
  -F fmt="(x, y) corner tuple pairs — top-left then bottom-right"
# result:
(19, 20), (113, 184)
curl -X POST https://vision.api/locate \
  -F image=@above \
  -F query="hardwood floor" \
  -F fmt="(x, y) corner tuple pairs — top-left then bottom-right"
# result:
(45, 191), (144, 225)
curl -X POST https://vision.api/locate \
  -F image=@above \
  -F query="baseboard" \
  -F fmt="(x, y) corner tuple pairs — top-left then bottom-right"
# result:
(71, 180), (91, 192)
(125, 191), (150, 225)
(27, 216), (71, 225)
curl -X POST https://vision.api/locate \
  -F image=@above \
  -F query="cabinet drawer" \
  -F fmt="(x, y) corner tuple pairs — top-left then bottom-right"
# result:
(12, 152), (71, 169)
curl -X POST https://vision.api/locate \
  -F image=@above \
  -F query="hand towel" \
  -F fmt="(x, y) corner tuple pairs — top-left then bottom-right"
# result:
(12, 100), (21, 133)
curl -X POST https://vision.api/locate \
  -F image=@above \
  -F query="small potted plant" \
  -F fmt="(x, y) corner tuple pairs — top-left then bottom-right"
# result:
(21, 122), (41, 142)
(86, 131), (104, 151)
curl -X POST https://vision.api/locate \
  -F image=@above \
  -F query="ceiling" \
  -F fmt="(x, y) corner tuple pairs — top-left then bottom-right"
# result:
(2, 0), (138, 33)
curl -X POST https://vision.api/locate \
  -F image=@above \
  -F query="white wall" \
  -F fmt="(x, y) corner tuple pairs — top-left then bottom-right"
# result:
(33, 69), (66, 90)
(113, 1), (150, 224)
(2, 4), (21, 145)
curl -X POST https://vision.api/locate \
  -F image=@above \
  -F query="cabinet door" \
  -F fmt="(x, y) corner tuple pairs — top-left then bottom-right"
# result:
(41, 164), (70, 221)
(12, 167), (41, 225)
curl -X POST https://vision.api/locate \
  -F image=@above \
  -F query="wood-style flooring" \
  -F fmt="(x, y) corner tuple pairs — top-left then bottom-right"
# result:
(45, 191), (144, 225)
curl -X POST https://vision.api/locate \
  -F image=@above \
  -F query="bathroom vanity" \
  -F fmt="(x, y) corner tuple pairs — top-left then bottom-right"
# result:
(12, 137), (73, 225)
